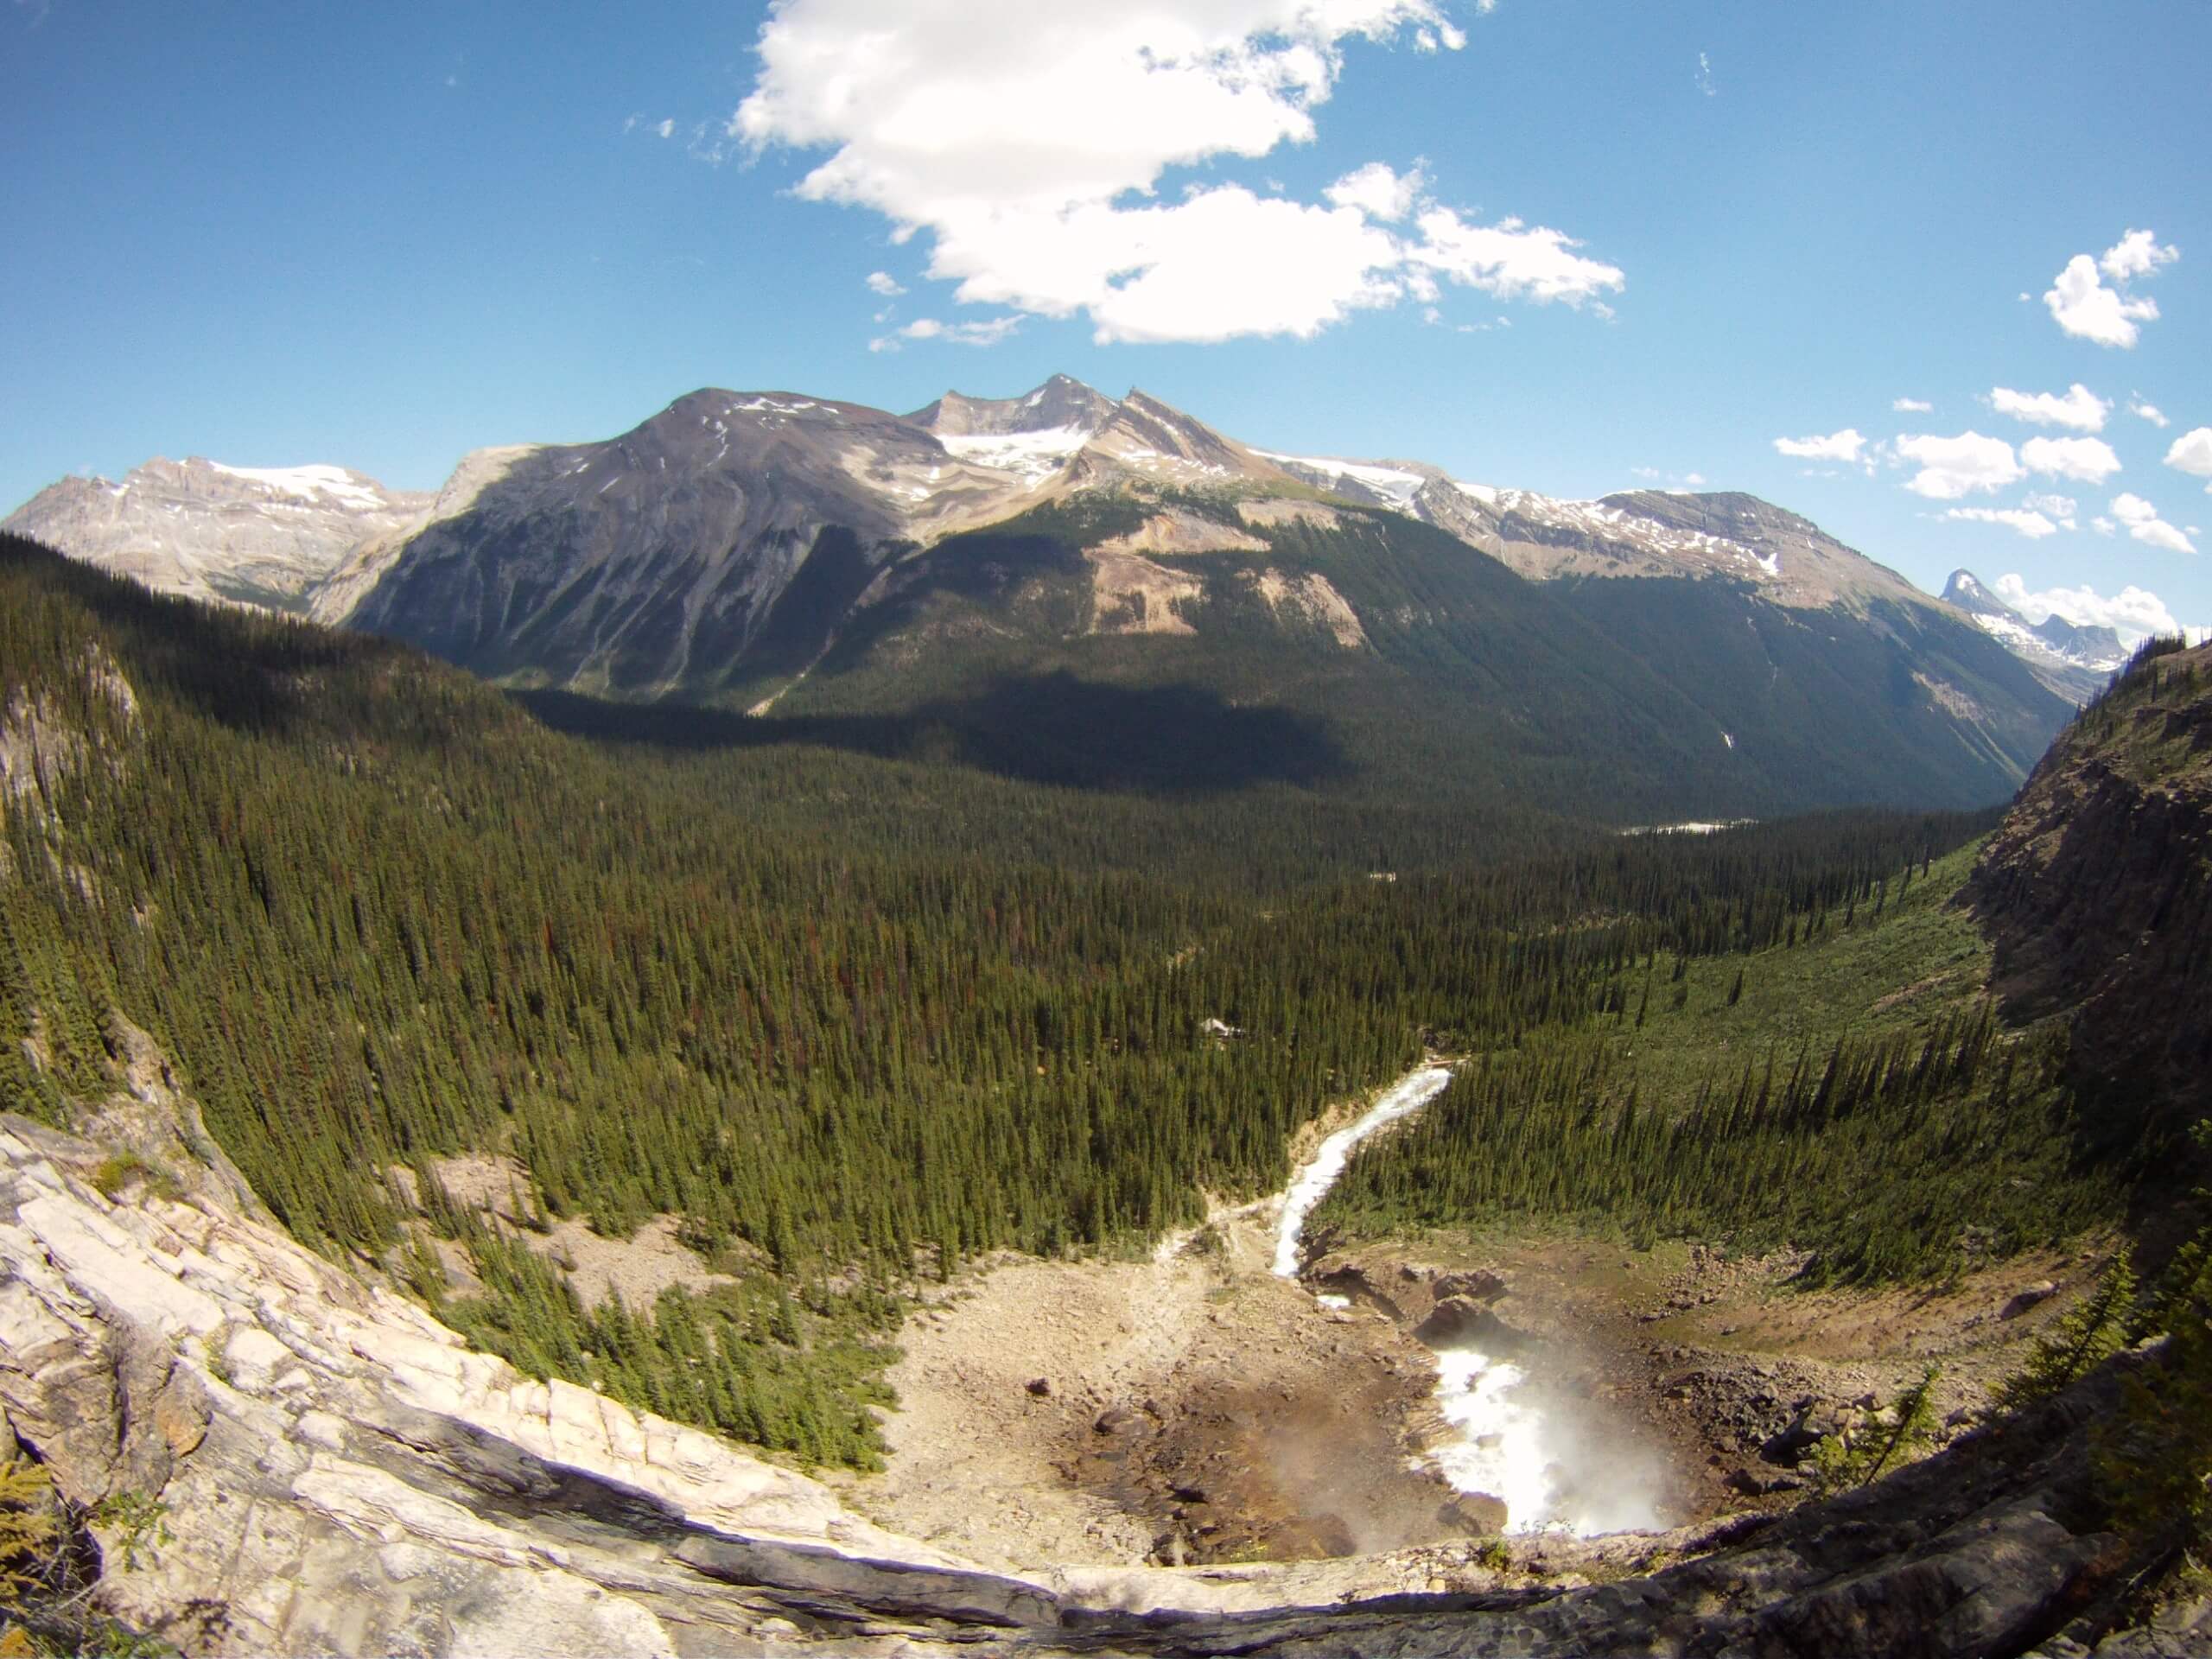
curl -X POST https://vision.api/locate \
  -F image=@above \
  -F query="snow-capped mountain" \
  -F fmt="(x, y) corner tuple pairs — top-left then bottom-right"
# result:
(3, 377), (2073, 811)
(3, 457), (429, 613)
(1259, 451), (1925, 615)
(1941, 569), (2124, 702)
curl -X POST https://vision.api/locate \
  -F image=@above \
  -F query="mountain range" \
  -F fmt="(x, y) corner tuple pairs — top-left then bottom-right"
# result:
(4, 377), (2087, 816)
(1939, 569), (2127, 702)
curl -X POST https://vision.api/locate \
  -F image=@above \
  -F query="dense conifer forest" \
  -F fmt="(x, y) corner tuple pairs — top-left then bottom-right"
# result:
(0, 535), (2132, 1467)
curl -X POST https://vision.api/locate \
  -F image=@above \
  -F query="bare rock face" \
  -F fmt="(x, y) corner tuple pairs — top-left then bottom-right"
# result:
(0, 1111), (1059, 1655)
(3, 458), (429, 613)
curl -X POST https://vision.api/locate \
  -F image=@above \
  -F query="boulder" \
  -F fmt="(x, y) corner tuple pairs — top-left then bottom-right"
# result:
(1438, 1491), (1511, 1535)
(2001, 1281), (2061, 1319)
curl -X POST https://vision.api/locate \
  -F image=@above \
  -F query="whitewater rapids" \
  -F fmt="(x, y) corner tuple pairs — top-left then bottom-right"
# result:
(1270, 1065), (1453, 1278)
(1268, 1061), (1667, 1537)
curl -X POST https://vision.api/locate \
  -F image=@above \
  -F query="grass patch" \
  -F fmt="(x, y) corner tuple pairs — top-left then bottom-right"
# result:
(1607, 842), (1993, 1096)
(1317, 844), (2123, 1283)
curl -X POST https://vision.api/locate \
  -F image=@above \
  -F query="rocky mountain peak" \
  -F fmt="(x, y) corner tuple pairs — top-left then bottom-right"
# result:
(1, 455), (428, 613)
(1940, 569), (2126, 694)
(907, 374), (1116, 440)
(1942, 568), (2012, 620)
(2031, 611), (2124, 664)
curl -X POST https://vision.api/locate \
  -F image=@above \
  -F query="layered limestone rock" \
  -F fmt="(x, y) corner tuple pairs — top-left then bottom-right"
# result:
(0, 1110), (1059, 1655)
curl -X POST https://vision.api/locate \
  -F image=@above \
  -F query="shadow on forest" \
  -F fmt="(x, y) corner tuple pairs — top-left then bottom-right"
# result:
(515, 671), (1351, 795)
(1, 533), (397, 738)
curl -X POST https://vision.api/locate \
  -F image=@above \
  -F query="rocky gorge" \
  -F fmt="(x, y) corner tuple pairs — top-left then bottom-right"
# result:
(3, 1034), (2196, 1656)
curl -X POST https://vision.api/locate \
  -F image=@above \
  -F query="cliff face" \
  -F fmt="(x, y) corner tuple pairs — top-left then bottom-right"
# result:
(1967, 641), (2212, 1145)
(0, 1087), (1056, 1656)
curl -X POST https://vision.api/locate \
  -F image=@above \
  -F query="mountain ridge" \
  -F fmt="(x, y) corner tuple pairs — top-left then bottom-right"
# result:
(5, 377), (2077, 813)
(1941, 568), (2125, 702)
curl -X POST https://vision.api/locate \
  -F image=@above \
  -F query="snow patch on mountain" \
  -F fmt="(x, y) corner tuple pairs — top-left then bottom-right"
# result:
(1942, 569), (2126, 681)
(938, 424), (1095, 486)
(1252, 451), (1428, 507)
(207, 462), (389, 512)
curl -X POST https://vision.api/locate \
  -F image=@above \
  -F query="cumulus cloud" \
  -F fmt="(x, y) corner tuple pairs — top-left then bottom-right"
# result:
(2129, 397), (2169, 429)
(734, 0), (1613, 344)
(2044, 230), (2177, 348)
(2109, 492), (2196, 555)
(1393, 207), (1623, 308)
(1987, 383), (2109, 431)
(2165, 427), (2212, 488)
(1325, 159), (1424, 221)
(2024, 491), (2079, 529)
(865, 270), (906, 297)
(1943, 507), (2059, 539)
(1991, 573), (2189, 643)
(2100, 228), (2180, 282)
(2021, 435), (2122, 486)
(868, 315), (1023, 352)
(1891, 397), (1933, 413)
(1895, 430), (2022, 499)
(1772, 428), (1866, 463)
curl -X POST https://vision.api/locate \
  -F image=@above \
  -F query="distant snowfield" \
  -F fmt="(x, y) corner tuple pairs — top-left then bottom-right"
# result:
(937, 424), (1093, 486)
(1251, 449), (1427, 508)
(209, 462), (385, 511)
(1618, 818), (1758, 836)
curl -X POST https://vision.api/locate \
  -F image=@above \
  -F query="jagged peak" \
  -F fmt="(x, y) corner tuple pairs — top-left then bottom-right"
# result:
(906, 375), (1116, 439)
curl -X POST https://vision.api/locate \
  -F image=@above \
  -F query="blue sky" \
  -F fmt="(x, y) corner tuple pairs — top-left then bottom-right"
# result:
(5, 0), (2207, 637)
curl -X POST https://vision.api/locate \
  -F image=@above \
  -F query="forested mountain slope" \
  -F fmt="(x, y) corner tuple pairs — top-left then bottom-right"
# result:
(1968, 638), (2212, 1157)
(321, 384), (2063, 816)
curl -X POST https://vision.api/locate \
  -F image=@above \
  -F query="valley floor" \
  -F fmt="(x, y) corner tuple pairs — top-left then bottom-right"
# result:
(841, 1199), (2107, 1577)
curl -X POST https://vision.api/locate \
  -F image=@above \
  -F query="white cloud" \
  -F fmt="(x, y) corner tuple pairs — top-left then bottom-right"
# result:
(2023, 491), (2079, 529)
(868, 315), (1024, 352)
(865, 270), (906, 297)
(1987, 383), (2109, 431)
(1325, 160), (1424, 222)
(2109, 492), (2196, 555)
(1695, 51), (1715, 97)
(2021, 435), (2122, 486)
(2129, 397), (2169, 429)
(2043, 230), (2177, 348)
(1943, 507), (2059, 540)
(657, 118), (676, 139)
(1402, 208), (1624, 308)
(2165, 427), (2212, 485)
(1992, 573), (2185, 644)
(1895, 430), (2022, 499)
(1772, 427), (1866, 463)
(734, 0), (1618, 345)
(1683, 472), (1707, 486)
(2100, 228), (2179, 282)
(1891, 397), (1932, 413)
